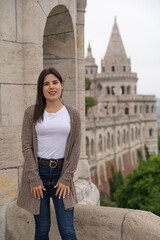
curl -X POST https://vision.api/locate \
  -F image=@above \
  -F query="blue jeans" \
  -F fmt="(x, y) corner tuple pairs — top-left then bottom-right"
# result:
(34, 161), (77, 240)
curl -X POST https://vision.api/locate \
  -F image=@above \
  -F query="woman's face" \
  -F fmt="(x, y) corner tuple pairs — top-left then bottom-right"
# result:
(42, 74), (63, 103)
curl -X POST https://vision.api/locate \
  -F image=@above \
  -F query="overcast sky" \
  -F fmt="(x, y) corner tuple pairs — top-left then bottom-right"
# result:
(85, 0), (160, 98)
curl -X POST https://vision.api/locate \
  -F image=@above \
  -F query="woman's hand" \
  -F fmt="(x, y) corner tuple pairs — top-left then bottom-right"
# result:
(31, 184), (46, 199)
(54, 182), (70, 199)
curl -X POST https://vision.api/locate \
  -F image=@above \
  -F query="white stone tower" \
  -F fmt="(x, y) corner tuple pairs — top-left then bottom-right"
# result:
(85, 18), (158, 196)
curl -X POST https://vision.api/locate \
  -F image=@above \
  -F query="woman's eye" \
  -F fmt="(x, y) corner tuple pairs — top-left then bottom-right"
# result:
(53, 81), (58, 84)
(43, 82), (48, 85)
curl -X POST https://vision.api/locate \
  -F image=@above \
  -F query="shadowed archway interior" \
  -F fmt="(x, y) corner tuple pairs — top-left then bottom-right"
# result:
(43, 5), (76, 105)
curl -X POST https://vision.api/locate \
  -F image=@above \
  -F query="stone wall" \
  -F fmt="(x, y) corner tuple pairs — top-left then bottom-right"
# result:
(5, 200), (160, 240)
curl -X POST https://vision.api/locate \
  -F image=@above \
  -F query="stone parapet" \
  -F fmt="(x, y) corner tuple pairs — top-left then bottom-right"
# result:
(96, 72), (137, 78)
(4, 200), (160, 240)
(117, 94), (156, 102)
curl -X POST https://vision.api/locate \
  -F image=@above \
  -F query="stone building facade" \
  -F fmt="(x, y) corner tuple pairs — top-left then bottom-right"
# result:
(85, 18), (158, 197)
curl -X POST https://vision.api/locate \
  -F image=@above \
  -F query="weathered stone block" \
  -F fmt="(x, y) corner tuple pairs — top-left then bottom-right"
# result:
(23, 85), (37, 108)
(43, 31), (75, 59)
(16, 0), (23, 42)
(0, 42), (23, 84)
(1, 84), (24, 125)
(123, 210), (160, 240)
(0, 126), (23, 169)
(0, 0), (16, 41)
(23, 44), (43, 84)
(22, 0), (39, 43)
(0, 169), (18, 205)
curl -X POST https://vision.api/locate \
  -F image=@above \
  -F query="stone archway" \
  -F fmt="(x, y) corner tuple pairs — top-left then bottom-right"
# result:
(43, 5), (76, 105)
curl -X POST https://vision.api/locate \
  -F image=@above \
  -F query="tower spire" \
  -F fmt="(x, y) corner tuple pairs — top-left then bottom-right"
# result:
(101, 18), (131, 74)
(105, 19), (127, 59)
(86, 42), (96, 63)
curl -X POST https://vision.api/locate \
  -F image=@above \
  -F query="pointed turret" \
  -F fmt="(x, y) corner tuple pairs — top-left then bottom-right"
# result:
(85, 43), (97, 79)
(85, 43), (96, 64)
(105, 18), (127, 59)
(101, 18), (131, 74)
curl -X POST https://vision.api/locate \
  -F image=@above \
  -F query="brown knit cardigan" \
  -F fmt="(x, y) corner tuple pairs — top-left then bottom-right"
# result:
(17, 103), (81, 215)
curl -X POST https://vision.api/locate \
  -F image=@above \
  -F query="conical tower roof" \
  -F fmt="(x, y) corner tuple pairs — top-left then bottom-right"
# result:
(101, 18), (131, 74)
(104, 17), (127, 59)
(85, 43), (97, 66)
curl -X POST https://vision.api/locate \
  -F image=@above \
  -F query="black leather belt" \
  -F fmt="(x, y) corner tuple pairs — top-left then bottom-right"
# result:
(38, 157), (64, 168)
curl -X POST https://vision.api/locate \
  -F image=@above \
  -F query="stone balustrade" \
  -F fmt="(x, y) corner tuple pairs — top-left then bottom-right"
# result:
(4, 200), (160, 240)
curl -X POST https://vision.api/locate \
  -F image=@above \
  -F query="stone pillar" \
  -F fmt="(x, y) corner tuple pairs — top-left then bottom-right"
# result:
(74, 0), (99, 205)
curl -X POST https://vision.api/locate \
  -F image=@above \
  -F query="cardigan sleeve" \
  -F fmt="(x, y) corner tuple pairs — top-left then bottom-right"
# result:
(22, 107), (42, 187)
(58, 109), (81, 186)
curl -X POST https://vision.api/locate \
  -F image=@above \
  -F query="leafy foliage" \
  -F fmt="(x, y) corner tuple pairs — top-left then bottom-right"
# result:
(158, 136), (160, 153)
(100, 195), (117, 207)
(85, 97), (97, 115)
(85, 77), (91, 90)
(109, 165), (124, 201)
(113, 153), (160, 216)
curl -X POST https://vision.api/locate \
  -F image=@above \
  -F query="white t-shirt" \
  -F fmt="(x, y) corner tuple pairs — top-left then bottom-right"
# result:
(35, 105), (71, 159)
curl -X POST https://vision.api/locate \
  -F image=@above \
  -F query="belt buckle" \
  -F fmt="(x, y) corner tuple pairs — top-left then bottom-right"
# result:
(49, 160), (57, 168)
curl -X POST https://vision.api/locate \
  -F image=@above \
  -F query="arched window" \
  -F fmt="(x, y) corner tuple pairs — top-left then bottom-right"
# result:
(106, 87), (110, 95)
(151, 105), (154, 113)
(131, 128), (134, 141)
(135, 127), (138, 139)
(107, 132), (110, 149)
(140, 105), (143, 113)
(123, 129), (126, 144)
(86, 137), (89, 157)
(90, 68), (93, 74)
(146, 105), (149, 113)
(117, 131), (120, 146)
(120, 86), (125, 95)
(91, 139), (94, 156)
(104, 136), (107, 151)
(86, 69), (88, 74)
(149, 128), (153, 137)
(126, 131), (129, 142)
(127, 86), (131, 94)
(123, 66), (126, 72)
(102, 67), (105, 72)
(112, 66), (115, 72)
(125, 107), (129, 115)
(112, 106), (116, 114)
(111, 135), (114, 148)
(98, 134), (103, 152)
(112, 86), (116, 95)
(134, 105), (137, 114)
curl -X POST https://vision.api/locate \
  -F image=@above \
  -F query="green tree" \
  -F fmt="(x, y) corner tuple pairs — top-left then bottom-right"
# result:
(114, 154), (160, 216)
(109, 165), (124, 201)
(85, 97), (97, 115)
(85, 77), (91, 90)
(158, 136), (160, 153)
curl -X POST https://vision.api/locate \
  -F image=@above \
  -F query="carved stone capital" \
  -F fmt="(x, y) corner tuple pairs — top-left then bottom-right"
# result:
(77, 0), (87, 11)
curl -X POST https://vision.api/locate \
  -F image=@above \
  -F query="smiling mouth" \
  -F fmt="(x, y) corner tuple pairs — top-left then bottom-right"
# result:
(49, 91), (56, 95)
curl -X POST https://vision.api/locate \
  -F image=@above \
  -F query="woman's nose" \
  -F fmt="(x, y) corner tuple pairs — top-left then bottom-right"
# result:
(49, 83), (54, 88)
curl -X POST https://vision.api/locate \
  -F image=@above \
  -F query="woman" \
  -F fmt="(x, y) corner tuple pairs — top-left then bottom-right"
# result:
(17, 67), (81, 240)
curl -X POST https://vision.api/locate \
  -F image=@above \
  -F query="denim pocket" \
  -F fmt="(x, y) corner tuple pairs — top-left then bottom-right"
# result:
(66, 207), (74, 211)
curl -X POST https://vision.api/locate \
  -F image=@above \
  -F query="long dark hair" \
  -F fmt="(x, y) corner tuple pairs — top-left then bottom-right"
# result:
(33, 67), (63, 123)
